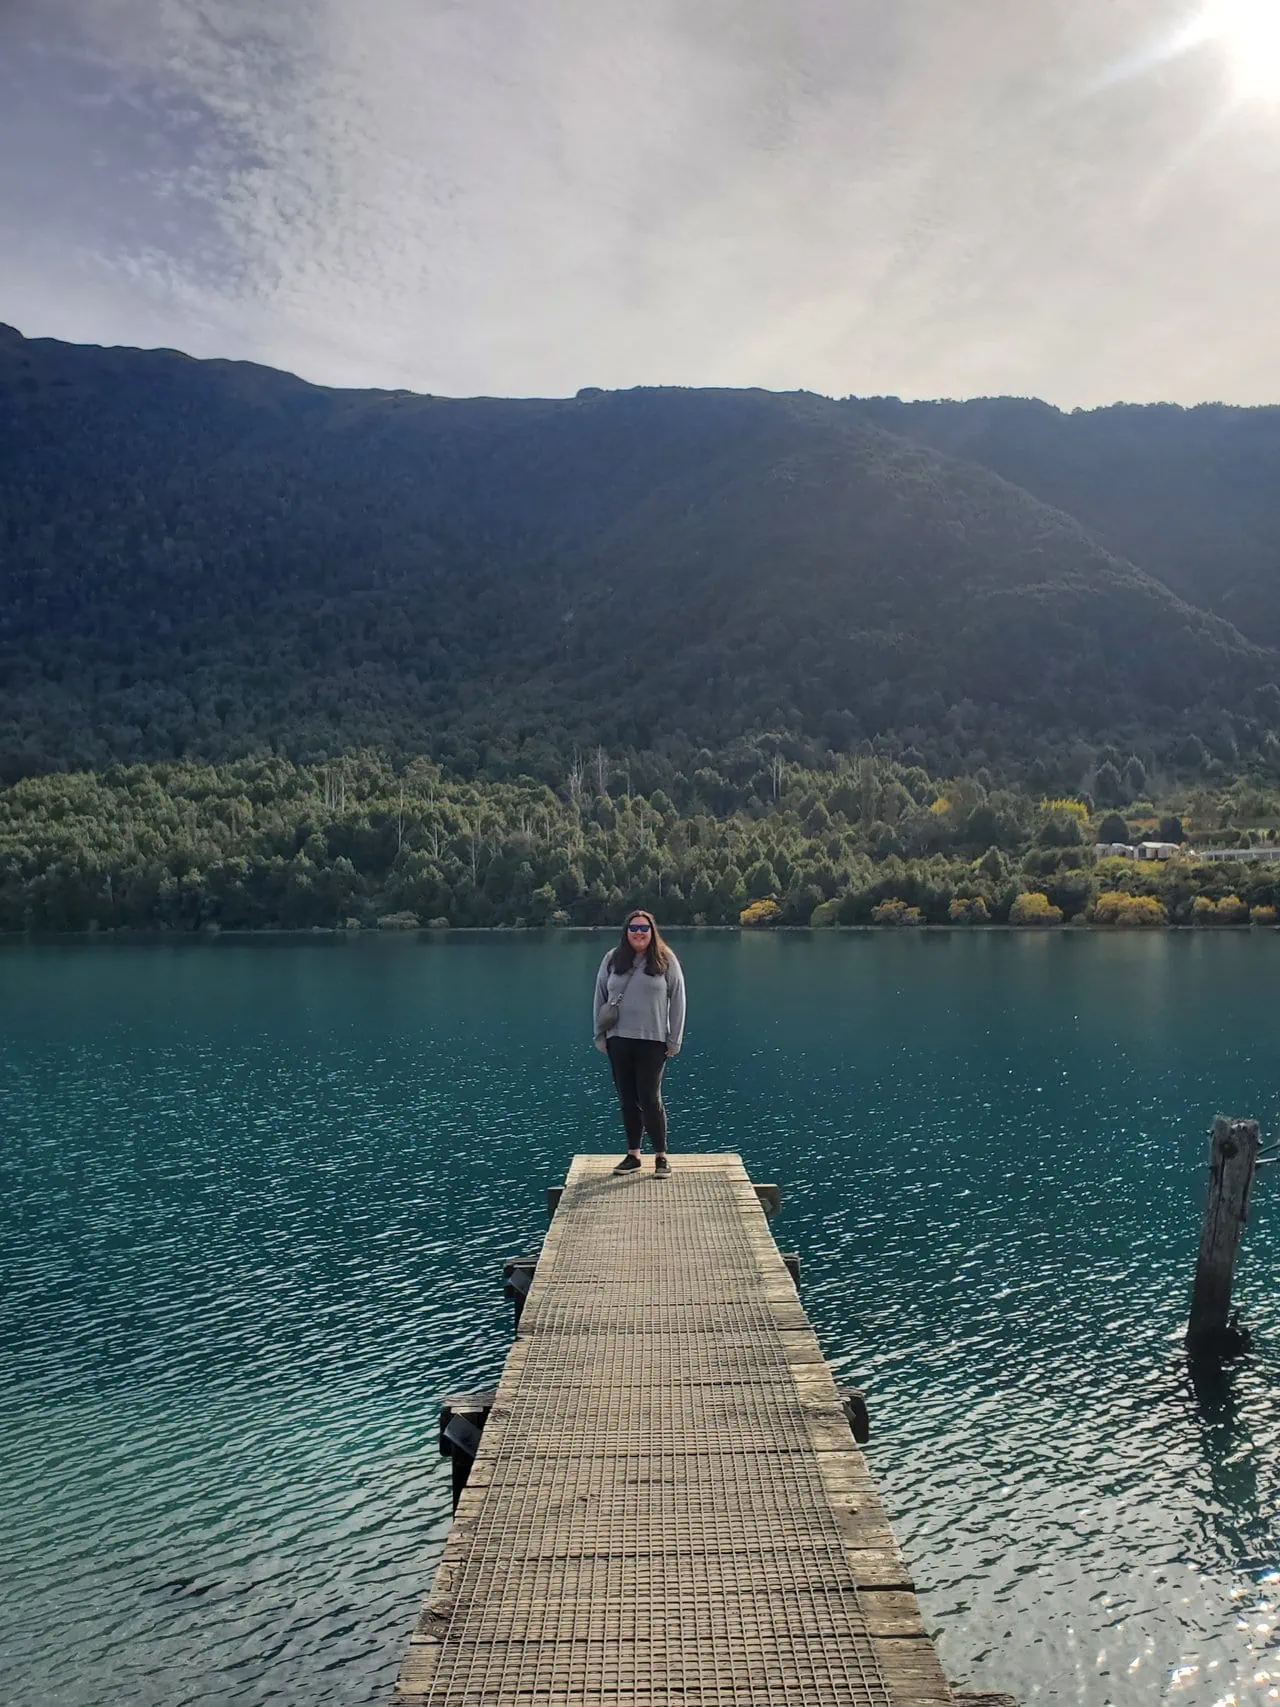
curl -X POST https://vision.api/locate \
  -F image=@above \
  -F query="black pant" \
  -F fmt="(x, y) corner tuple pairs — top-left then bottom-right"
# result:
(607, 1036), (669, 1153)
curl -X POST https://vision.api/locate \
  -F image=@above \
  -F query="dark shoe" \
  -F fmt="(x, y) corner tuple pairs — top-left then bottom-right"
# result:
(613, 1154), (642, 1175)
(654, 1155), (671, 1177)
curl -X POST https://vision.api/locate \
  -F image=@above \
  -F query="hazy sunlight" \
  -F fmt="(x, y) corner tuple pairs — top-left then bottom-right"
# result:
(1202, 0), (1280, 99)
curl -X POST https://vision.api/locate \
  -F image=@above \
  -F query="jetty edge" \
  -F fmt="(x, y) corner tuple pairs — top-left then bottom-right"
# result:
(398, 1152), (1013, 1706)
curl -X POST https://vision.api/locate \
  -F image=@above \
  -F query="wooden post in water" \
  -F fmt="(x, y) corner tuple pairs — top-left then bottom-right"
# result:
(439, 1389), (497, 1509)
(1186, 1116), (1260, 1357)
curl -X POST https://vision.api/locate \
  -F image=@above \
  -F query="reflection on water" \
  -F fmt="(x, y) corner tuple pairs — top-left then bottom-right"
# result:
(1, 933), (1277, 1705)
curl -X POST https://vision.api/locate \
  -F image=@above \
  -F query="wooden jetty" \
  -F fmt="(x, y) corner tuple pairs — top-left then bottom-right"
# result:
(398, 1153), (978, 1706)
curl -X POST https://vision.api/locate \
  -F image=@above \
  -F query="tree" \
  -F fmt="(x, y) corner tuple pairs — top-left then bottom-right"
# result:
(961, 800), (1024, 849)
(1097, 812), (1129, 844)
(1094, 762), (1126, 807)
(1176, 735), (1210, 774)
(1009, 891), (1063, 926)
(1123, 756), (1147, 798)
(1035, 808), (1083, 848)
(1093, 891), (1166, 926)
(745, 859), (780, 900)
(871, 898), (923, 926)
(740, 898), (781, 927)
(530, 882), (559, 923)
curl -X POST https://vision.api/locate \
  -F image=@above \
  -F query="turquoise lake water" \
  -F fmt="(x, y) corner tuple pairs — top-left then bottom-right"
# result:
(2, 932), (1278, 1707)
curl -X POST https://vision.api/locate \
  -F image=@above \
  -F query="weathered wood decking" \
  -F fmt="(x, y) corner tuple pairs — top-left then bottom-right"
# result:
(398, 1153), (954, 1706)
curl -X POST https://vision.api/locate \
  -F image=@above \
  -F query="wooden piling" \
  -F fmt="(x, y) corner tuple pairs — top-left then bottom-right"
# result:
(503, 1257), (537, 1328)
(438, 1390), (497, 1510)
(1186, 1116), (1260, 1357)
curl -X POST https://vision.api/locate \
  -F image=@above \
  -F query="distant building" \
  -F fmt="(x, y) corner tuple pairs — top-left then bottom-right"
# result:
(1097, 839), (1280, 864)
(1187, 846), (1280, 863)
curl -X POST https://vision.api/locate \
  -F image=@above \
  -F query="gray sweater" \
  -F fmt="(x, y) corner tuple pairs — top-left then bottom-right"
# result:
(593, 950), (686, 1053)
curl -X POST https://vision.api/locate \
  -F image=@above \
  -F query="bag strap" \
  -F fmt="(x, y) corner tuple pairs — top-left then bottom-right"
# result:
(597, 961), (639, 1039)
(605, 957), (641, 1002)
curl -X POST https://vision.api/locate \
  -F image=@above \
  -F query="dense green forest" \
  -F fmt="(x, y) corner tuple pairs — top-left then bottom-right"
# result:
(3, 750), (1277, 933)
(2, 325), (1279, 795)
(4, 326), (1280, 931)
(852, 396), (1280, 648)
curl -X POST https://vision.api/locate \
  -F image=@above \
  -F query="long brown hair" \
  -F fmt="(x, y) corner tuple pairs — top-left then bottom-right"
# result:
(609, 909), (671, 975)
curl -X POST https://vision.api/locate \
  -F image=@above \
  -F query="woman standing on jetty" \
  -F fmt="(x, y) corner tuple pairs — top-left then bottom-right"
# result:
(593, 910), (686, 1177)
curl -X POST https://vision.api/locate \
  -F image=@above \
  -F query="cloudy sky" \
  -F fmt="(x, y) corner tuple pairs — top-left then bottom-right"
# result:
(1, 0), (1278, 404)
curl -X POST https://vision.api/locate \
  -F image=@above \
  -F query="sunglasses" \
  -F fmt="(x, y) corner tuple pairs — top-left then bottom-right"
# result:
(627, 922), (652, 934)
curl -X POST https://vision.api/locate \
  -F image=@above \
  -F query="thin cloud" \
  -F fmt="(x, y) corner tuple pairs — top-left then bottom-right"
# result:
(1, 0), (1278, 403)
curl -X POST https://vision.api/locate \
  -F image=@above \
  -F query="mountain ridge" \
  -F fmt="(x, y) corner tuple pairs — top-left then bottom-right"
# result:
(1, 325), (1276, 789)
(849, 393), (1280, 647)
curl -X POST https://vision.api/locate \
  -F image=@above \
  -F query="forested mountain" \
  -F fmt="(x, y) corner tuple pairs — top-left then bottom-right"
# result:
(1, 323), (1278, 794)
(853, 396), (1280, 647)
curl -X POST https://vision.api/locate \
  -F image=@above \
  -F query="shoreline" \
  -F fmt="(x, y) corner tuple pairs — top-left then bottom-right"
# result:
(1, 921), (1275, 942)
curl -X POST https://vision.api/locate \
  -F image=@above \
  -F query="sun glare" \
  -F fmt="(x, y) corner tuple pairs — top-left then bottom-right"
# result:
(1203, 0), (1280, 99)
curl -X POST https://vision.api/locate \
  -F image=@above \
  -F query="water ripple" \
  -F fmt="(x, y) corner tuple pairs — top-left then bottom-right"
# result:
(1, 934), (1278, 1705)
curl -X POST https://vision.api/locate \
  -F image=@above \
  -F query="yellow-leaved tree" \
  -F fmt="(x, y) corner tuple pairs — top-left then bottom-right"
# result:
(739, 898), (781, 928)
(1038, 798), (1092, 825)
(1093, 891), (1166, 926)
(871, 898), (923, 926)
(1009, 891), (1063, 926)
